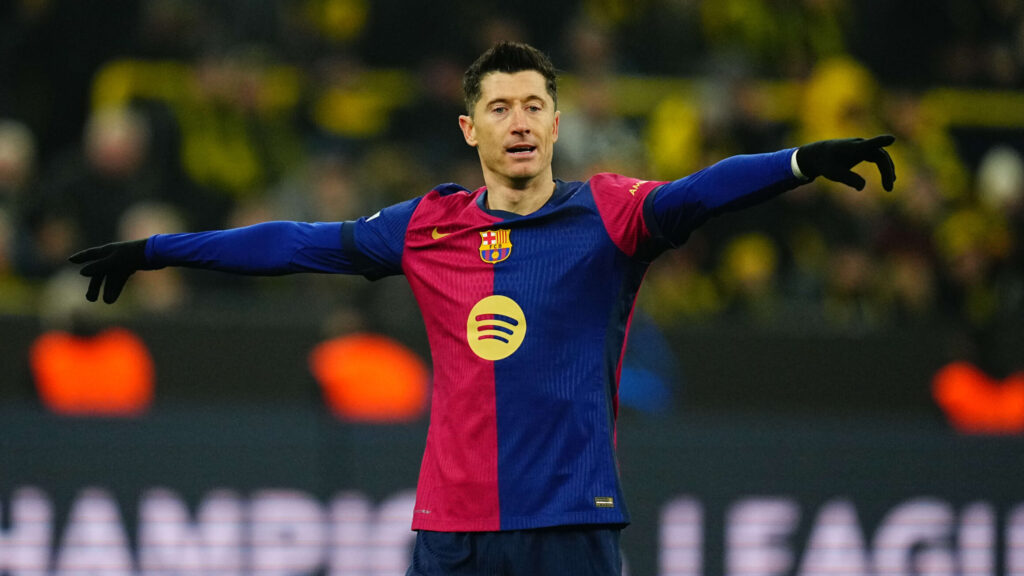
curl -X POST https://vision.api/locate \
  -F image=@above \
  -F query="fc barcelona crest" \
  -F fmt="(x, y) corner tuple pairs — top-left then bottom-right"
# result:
(479, 229), (512, 264)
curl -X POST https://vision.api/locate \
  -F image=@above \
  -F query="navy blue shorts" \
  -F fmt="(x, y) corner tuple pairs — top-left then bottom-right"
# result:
(406, 525), (622, 576)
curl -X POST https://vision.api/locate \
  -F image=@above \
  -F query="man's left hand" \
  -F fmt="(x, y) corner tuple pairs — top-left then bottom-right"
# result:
(796, 135), (896, 192)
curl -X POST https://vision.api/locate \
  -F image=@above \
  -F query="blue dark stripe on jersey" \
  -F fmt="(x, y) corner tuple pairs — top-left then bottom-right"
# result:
(490, 181), (629, 530)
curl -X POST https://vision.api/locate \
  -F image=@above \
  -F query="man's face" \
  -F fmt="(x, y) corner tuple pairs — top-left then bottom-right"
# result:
(459, 70), (559, 187)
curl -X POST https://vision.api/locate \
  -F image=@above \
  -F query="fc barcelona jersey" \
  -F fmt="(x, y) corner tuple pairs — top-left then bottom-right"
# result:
(340, 174), (666, 531)
(146, 150), (802, 533)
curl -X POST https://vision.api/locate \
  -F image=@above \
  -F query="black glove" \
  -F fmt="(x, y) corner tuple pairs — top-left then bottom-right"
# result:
(68, 239), (155, 303)
(796, 134), (896, 191)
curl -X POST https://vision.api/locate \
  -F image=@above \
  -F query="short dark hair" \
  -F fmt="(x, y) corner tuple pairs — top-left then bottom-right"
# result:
(462, 41), (558, 115)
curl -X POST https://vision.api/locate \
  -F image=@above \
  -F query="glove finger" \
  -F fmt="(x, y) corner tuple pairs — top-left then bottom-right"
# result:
(79, 258), (111, 277)
(86, 275), (104, 302)
(871, 148), (897, 191)
(837, 171), (866, 191)
(68, 244), (114, 264)
(103, 273), (130, 304)
(860, 134), (896, 149)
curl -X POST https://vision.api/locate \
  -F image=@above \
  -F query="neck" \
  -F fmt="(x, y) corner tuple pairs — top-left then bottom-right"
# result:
(483, 170), (555, 215)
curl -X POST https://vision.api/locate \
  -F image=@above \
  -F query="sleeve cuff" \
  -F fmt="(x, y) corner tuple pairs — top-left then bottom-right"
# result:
(791, 149), (809, 180)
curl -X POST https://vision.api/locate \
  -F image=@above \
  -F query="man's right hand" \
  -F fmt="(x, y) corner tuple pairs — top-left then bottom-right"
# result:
(68, 239), (154, 303)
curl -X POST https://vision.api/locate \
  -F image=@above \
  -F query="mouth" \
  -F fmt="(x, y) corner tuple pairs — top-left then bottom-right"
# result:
(505, 144), (537, 158)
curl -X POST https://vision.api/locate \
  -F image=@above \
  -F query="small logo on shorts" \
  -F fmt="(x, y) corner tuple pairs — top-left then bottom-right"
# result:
(594, 497), (615, 509)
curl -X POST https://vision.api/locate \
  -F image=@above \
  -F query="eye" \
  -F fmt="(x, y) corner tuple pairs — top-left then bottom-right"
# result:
(491, 106), (508, 115)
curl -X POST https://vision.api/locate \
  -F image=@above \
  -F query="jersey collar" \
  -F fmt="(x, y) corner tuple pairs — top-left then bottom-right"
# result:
(475, 180), (575, 220)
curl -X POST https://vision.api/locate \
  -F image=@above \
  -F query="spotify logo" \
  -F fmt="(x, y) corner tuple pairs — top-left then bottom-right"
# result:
(466, 295), (527, 361)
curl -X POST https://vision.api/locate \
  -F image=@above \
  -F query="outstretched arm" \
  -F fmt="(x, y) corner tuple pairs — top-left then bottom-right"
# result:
(69, 221), (358, 303)
(70, 193), (420, 304)
(645, 135), (896, 247)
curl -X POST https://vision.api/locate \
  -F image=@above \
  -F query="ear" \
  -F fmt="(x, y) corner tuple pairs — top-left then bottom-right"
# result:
(459, 115), (477, 147)
(552, 110), (560, 143)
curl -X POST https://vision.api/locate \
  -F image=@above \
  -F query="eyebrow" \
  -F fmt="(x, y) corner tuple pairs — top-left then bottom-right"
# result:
(484, 94), (547, 108)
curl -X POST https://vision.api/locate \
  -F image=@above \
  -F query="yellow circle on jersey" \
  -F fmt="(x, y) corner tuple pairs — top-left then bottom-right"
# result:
(466, 295), (527, 361)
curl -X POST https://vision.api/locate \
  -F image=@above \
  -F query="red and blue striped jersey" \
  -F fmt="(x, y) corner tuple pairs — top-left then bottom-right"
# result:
(352, 175), (664, 531)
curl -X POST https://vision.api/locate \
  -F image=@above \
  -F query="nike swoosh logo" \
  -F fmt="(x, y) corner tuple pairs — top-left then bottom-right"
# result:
(431, 227), (451, 240)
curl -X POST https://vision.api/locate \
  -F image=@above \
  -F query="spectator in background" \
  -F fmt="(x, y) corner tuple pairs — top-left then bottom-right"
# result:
(388, 53), (476, 182)
(938, 0), (1024, 87)
(179, 46), (304, 202)
(821, 244), (883, 326)
(0, 120), (35, 202)
(716, 232), (782, 322)
(556, 18), (646, 179)
(557, 74), (646, 180)
(0, 118), (68, 284)
(39, 107), (159, 251)
(977, 145), (1024, 225)
(0, 120), (36, 237)
(0, 208), (33, 311)
(975, 145), (1024, 320)
(0, 119), (38, 309)
(933, 145), (1023, 334)
(934, 205), (1012, 327)
(698, 0), (850, 78)
(272, 152), (364, 223)
(639, 236), (724, 326)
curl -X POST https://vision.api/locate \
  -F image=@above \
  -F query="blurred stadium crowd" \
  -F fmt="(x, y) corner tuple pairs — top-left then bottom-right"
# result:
(1, 0), (1023, 341)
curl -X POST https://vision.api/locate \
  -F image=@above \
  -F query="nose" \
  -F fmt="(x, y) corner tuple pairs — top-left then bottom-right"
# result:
(510, 107), (530, 135)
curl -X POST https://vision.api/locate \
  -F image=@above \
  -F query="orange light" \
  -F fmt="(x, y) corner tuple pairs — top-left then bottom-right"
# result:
(309, 333), (428, 422)
(932, 361), (1024, 434)
(30, 328), (154, 417)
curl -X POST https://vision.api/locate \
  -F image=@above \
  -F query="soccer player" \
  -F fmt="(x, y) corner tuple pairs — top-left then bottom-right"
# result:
(70, 42), (895, 575)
